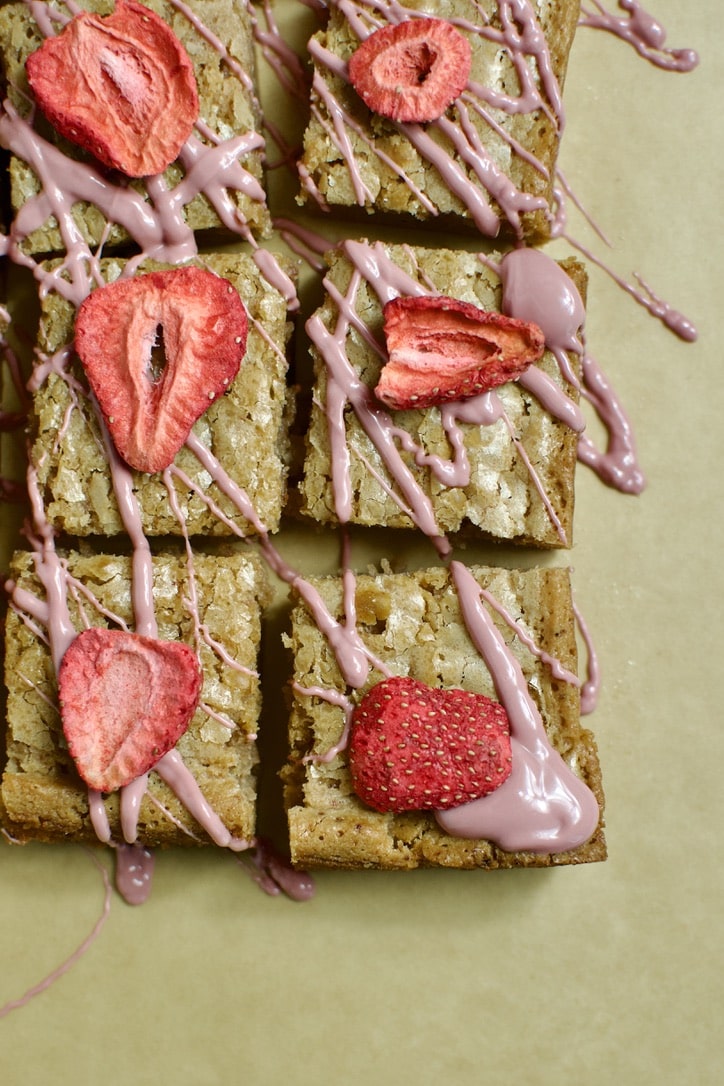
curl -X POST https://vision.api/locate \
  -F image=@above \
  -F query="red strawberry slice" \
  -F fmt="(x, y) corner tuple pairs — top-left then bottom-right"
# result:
(58, 627), (202, 793)
(375, 295), (545, 410)
(26, 0), (199, 177)
(74, 266), (248, 474)
(349, 676), (512, 813)
(348, 18), (472, 124)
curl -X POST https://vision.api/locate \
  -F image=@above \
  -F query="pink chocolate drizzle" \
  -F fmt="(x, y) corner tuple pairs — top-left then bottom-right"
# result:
(115, 842), (156, 905)
(579, 1), (699, 72)
(239, 838), (315, 901)
(0, 849), (113, 1020)
(436, 562), (600, 851)
(499, 246), (646, 493)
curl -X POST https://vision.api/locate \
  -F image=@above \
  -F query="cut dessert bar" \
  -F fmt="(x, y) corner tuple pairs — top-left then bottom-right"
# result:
(283, 563), (606, 870)
(2, 547), (271, 846)
(0, 0), (270, 255)
(31, 251), (294, 537)
(300, 240), (585, 548)
(298, 0), (580, 242)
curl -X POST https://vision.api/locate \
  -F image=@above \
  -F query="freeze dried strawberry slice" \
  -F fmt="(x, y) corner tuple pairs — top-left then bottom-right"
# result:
(348, 19), (472, 124)
(375, 295), (545, 410)
(349, 676), (512, 814)
(74, 266), (248, 474)
(26, 0), (198, 177)
(58, 627), (202, 793)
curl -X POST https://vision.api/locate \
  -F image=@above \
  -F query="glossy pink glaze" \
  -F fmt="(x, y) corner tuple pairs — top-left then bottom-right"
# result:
(155, 751), (250, 851)
(552, 191), (698, 345)
(573, 600), (601, 716)
(115, 842), (155, 906)
(241, 838), (316, 901)
(579, 1), (699, 72)
(500, 246), (646, 492)
(435, 563), (600, 851)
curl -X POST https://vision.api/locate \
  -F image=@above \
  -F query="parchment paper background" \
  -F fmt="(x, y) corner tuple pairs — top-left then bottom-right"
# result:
(1, 2), (721, 1082)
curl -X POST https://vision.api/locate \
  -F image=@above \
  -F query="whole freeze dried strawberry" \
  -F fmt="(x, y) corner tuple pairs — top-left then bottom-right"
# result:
(349, 676), (512, 814)
(375, 295), (545, 410)
(26, 0), (198, 177)
(347, 18), (472, 124)
(74, 266), (248, 474)
(58, 627), (202, 793)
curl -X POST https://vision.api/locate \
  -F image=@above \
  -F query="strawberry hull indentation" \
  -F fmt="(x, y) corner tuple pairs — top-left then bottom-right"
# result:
(349, 676), (513, 814)
(74, 266), (248, 474)
(348, 19), (472, 124)
(375, 294), (545, 410)
(58, 627), (202, 794)
(26, 0), (199, 177)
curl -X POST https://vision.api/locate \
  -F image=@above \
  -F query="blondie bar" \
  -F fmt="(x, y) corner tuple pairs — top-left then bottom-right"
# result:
(31, 251), (294, 537)
(3, 547), (271, 846)
(0, 0), (270, 255)
(299, 240), (585, 548)
(284, 562), (605, 869)
(298, 0), (580, 241)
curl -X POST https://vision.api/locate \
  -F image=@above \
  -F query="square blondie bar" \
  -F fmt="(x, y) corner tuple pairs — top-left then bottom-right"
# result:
(2, 547), (271, 846)
(298, 0), (580, 241)
(0, 0), (270, 255)
(284, 562), (606, 870)
(299, 240), (585, 548)
(31, 251), (294, 537)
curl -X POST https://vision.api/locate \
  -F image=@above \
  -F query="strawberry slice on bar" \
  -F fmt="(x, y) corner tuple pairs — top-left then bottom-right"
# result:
(348, 19), (472, 124)
(26, 0), (199, 178)
(375, 295), (545, 410)
(349, 676), (512, 814)
(74, 266), (248, 474)
(59, 627), (202, 794)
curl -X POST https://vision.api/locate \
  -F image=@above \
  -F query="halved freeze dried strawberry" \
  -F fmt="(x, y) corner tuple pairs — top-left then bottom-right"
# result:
(26, 0), (198, 177)
(375, 295), (545, 410)
(58, 627), (202, 793)
(347, 18), (472, 124)
(349, 676), (512, 814)
(74, 266), (248, 474)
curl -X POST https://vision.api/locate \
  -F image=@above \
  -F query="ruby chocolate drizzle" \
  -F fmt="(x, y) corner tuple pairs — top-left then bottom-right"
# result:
(579, 0), (698, 71)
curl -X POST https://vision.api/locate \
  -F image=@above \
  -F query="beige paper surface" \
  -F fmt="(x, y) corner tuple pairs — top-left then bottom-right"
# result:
(1, 3), (722, 1082)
